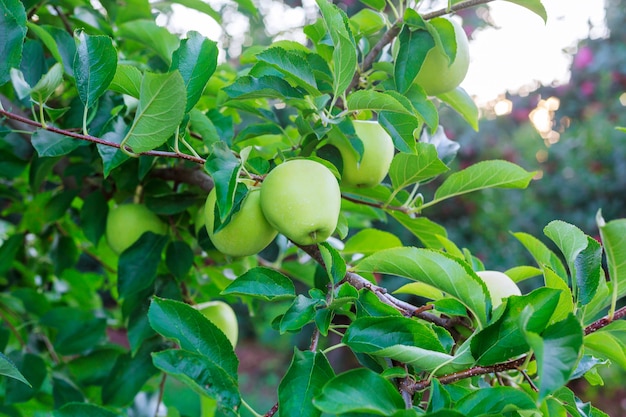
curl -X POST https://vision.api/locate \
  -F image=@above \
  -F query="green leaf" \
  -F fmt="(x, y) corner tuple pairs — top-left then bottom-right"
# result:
(190, 109), (220, 145)
(148, 297), (239, 377)
(40, 307), (107, 355)
(280, 295), (322, 333)
(224, 75), (304, 99)
(313, 368), (405, 415)
(504, 0), (548, 23)
(5, 352), (46, 404)
(117, 20), (180, 64)
(389, 145), (449, 190)
(456, 386), (536, 415)
(332, 32), (357, 97)
(573, 237), (602, 306)
(377, 112), (421, 153)
(122, 71), (186, 153)
(73, 31), (117, 109)
(31, 129), (82, 157)
(315, 0), (353, 47)
(118, 233), (169, 299)
(354, 247), (489, 327)
(204, 141), (241, 224)
(0, 234), (23, 276)
(54, 403), (119, 417)
(109, 64), (142, 97)
(347, 90), (414, 114)
(152, 349), (240, 415)
(471, 288), (561, 365)
(221, 267), (296, 300)
(278, 350), (335, 417)
(0, 353), (30, 387)
(431, 160), (535, 206)
(597, 214), (626, 317)
(544, 220), (602, 306)
(0, 0), (27, 85)
(584, 330), (626, 370)
(427, 379), (451, 413)
(257, 47), (318, 93)
(513, 231), (569, 281)
(394, 25), (434, 93)
(165, 241), (194, 280)
(343, 316), (461, 373)
(437, 87), (479, 131)
(97, 117), (130, 177)
(26, 22), (63, 66)
(390, 213), (447, 249)
(342, 229), (402, 255)
(359, 0), (385, 11)
(543, 267), (574, 324)
(171, 31), (218, 112)
(102, 338), (160, 406)
(30, 62), (64, 104)
(319, 242), (347, 285)
(524, 313), (583, 401)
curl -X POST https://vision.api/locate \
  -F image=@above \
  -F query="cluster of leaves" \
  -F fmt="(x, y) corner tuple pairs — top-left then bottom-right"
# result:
(0, 0), (625, 416)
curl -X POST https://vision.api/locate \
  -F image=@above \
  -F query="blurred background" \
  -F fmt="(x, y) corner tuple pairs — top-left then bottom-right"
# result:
(153, 0), (626, 414)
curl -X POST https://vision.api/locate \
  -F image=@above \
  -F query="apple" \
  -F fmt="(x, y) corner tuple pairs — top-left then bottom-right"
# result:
(330, 120), (395, 188)
(413, 17), (470, 96)
(260, 159), (341, 246)
(204, 188), (277, 257)
(475, 270), (522, 308)
(195, 301), (238, 347)
(106, 203), (168, 254)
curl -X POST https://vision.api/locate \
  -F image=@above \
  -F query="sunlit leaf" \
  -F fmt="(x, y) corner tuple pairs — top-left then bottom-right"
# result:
(73, 31), (117, 109)
(222, 267), (296, 300)
(122, 71), (186, 153)
(354, 247), (489, 327)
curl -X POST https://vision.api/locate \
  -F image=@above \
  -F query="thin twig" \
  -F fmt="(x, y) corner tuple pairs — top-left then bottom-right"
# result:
(0, 108), (206, 164)
(341, 193), (411, 214)
(263, 402), (279, 417)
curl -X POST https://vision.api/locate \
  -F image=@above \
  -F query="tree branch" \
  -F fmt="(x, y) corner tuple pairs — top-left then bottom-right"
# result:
(152, 167), (214, 193)
(0, 108), (206, 164)
(408, 304), (626, 392)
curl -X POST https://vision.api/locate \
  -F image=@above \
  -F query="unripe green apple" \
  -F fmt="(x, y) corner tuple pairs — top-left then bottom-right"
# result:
(106, 203), (168, 254)
(195, 301), (238, 347)
(204, 188), (277, 257)
(413, 17), (470, 95)
(330, 120), (395, 188)
(476, 270), (522, 308)
(260, 159), (341, 246)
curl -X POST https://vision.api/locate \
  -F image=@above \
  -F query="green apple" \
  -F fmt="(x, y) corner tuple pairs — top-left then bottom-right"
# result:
(413, 17), (470, 96)
(195, 300), (238, 347)
(260, 159), (341, 245)
(106, 203), (168, 254)
(330, 120), (395, 188)
(204, 188), (277, 257)
(476, 270), (522, 308)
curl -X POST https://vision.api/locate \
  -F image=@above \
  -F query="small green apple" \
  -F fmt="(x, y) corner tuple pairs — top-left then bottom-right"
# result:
(476, 270), (522, 308)
(106, 203), (168, 254)
(195, 300), (238, 347)
(330, 120), (395, 188)
(204, 188), (277, 257)
(260, 159), (341, 245)
(413, 17), (470, 96)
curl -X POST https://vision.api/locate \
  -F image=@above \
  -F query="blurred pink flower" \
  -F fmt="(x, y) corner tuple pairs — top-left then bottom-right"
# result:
(580, 80), (595, 96)
(573, 46), (593, 69)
